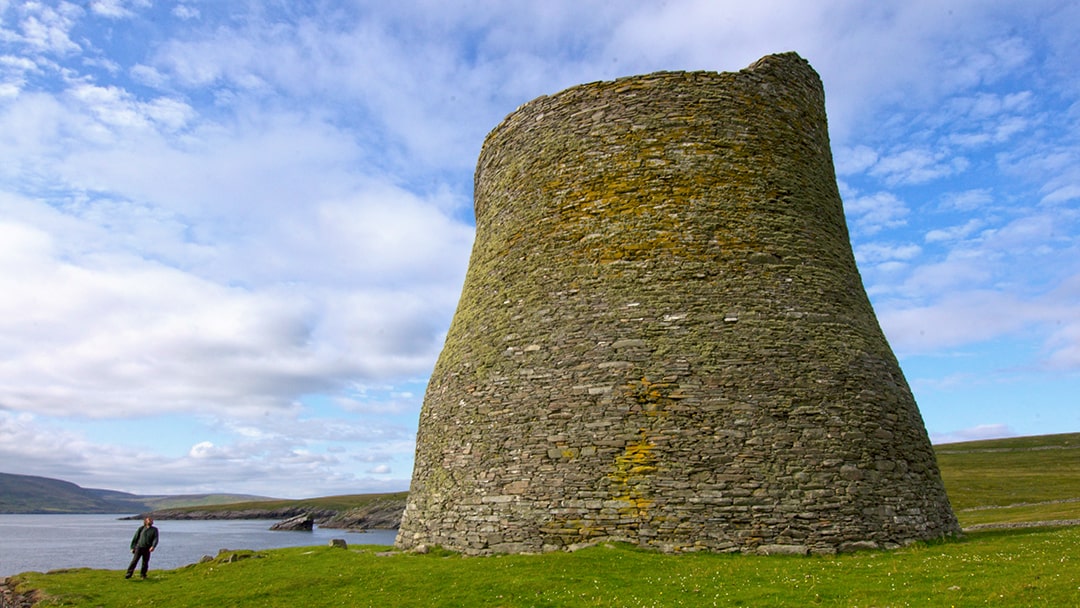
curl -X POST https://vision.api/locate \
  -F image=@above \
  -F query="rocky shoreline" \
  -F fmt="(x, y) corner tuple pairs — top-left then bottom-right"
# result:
(0, 577), (37, 608)
(122, 498), (406, 531)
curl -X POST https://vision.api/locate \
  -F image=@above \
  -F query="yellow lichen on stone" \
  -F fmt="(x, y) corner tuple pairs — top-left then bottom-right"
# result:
(609, 433), (659, 500)
(623, 442), (657, 476)
(626, 377), (676, 417)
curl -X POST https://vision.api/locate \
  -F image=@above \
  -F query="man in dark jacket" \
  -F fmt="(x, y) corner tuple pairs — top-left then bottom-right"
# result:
(125, 517), (159, 579)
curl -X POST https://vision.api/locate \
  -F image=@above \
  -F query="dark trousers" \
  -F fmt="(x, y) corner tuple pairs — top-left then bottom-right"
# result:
(126, 548), (152, 577)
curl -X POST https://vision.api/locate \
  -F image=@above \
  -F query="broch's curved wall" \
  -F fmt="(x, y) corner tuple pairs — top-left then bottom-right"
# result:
(396, 52), (960, 555)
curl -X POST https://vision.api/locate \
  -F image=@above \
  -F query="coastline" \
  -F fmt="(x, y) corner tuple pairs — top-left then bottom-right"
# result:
(0, 515), (400, 578)
(0, 577), (37, 608)
(124, 500), (405, 531)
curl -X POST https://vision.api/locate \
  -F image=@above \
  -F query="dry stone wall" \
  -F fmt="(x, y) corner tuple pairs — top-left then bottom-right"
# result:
(396, 52), (961, 555)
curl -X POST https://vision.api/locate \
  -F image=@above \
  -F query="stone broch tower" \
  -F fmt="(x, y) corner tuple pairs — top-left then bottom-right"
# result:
(397, 52), (960, 555)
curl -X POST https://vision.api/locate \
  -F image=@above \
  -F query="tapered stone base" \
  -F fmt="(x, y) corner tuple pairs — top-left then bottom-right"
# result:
(397, 52), (960, 555)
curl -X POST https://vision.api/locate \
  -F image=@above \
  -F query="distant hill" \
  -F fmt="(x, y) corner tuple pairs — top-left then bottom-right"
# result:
(0, 472), (270, 514)
(138, 492), (410, 529)
(934, 431), (1080, 528)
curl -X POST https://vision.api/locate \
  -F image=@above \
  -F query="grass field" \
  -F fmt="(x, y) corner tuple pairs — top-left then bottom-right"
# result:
(142, 491), (409, 515)
(937, 432), (1080, 527)
(7, 433), (1079, 607)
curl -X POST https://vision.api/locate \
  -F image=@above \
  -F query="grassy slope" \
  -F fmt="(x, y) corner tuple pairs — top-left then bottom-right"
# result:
(936, 432), (1080, 526)
(148, 492), (408, 514)
(0, 474), (147, 514)
(0, 472), (274, 514)
(138, 494), (275, 511)
(9, 434), (1080, 607)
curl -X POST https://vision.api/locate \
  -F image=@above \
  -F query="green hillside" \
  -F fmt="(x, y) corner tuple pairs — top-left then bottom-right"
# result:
(0, 472), (270, 514)
(137, 494), (278, 511)
(0, 473), (150, 514)
(145, 492), (407, 515)
(935, 432), (1080, 527)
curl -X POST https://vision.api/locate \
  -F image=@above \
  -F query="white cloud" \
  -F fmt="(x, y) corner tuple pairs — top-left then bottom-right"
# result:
(871, 148), (968, 186)
(1041, 276), (1080, 370)
(1045, 323), (1080, 370)
(0, 410), (412, 497)
(128, 64), (167, 88)
(878, 290), (1026, 352)
(835, 145), (878, 176)
(939, 89), (1036, 149)
(967, 91), (1033, 120)
(216, 412), (415, 446)
(925, 219), (984, 243)
(172, 5), (199, 21)
(931, 424), (1015, 445)
(981, 212), (1066, 253)
(879, 277), (1080, 367)
(0, 39), (473, 432)
(607, 0), (819, 72)
(0, 411), (99, 473)
(1041, 184), (1080, 205)
(90, 0), (148, 19)
(9, 2), (83, 55)
(843, 191), (909, 235)
(939, 189), (993, 212)
(188, 441), (222, 459)
(67, 83), (191, 130)
(333, 388), (422, 416)
(0, 53), (36, 69)
(854, 242), (922, 264)
(944, 36), (1032, 91)
(143, 9), (540, 171)
(0, 207), (456, 420)
(904, 250), (996, 296)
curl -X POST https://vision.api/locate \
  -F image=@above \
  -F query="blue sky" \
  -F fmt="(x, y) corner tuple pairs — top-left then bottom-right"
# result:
(0, 0), (1077, 498)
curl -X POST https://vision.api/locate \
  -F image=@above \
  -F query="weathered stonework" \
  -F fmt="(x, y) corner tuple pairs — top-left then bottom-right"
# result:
(396, 52), (961, 555)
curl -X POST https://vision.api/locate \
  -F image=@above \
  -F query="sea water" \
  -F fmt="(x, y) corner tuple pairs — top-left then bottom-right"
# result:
(0, 514), (397, 577)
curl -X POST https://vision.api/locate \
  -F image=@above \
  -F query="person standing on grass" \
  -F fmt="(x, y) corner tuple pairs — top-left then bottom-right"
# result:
(125, 517), (159, 579)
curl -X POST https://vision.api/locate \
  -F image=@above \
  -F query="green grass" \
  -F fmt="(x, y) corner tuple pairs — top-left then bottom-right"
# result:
(959, 500), (1080, 528)
(147, 492), (408, 515)
(8, 434), (1079, 607)
(139, 494), (276, 511)
(11, 530), (1078, 607)
(936, 432), (1080, 525)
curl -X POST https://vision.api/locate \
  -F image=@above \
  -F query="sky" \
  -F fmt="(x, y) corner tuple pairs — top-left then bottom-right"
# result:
(0, 0), (1077, 499)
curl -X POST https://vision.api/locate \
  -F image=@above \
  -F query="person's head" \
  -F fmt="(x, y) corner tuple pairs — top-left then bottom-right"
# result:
(144, 517), (154, 526)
